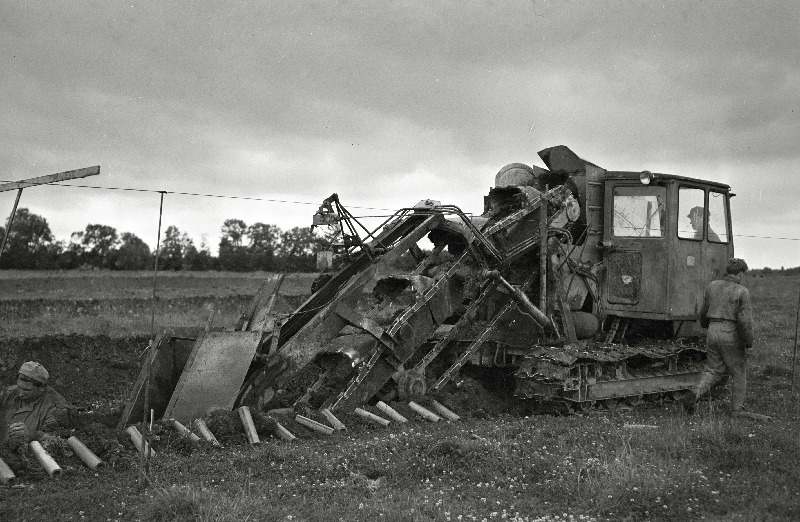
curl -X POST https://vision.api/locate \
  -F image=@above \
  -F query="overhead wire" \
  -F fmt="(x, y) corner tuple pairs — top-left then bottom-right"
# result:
(735, 234), (800, 241)
(0, 179), (394, 212)
(0, 178), (797, 242)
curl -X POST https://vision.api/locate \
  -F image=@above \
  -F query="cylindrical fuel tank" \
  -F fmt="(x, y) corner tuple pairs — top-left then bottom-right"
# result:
(495, 163), (536, 188)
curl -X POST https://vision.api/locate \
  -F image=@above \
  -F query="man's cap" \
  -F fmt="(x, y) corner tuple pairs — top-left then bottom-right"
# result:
(688, 206), (706, 219)
(18, 361), (49, 384)
(726, 258), (748, 274)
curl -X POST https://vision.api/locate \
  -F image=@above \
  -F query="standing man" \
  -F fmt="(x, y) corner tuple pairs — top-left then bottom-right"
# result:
(683, 258), (754, 415)
(0, 361), (72, 448)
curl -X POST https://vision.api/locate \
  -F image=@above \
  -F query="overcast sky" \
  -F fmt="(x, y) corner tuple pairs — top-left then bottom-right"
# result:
(1, 1), (798, 268)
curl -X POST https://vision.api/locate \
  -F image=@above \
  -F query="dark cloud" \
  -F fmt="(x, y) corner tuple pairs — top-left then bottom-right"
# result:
(1, 1), (798, 267)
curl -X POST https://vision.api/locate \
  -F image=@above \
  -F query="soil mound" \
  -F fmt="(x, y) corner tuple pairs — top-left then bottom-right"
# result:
(0, 334), (147, 411)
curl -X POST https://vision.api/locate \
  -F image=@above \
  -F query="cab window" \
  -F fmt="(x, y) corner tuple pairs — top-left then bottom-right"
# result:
(708, 191), (729, 243)
(678, 187), (705, 240)
(612, 186), (666, 238)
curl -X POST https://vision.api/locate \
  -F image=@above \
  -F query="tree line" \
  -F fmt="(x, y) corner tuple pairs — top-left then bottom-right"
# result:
(0, 208), (332, 272)
(754, 266), (800, 277)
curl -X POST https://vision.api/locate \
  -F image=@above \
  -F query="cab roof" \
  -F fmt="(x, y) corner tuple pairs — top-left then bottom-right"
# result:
(602, 170), (731, 191)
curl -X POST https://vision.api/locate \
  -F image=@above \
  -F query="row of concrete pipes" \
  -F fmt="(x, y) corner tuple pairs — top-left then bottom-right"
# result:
(0, 400), (460, 484)
(0, 435), (103, 484)
(127, 400), (460, 456)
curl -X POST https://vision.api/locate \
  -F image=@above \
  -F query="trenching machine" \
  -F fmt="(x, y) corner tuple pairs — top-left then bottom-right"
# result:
(120, 145), (735, 429)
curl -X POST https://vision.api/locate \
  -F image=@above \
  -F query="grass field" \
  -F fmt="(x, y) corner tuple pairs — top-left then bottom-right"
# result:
(0, 271), (799, 521)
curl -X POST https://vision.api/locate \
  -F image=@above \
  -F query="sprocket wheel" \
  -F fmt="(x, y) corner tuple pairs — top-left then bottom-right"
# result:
(396, 369), (427, 399)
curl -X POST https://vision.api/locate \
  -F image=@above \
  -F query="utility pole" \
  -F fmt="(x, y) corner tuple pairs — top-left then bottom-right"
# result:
(792, 288), (800, 394)
(0, 166), (99, 262)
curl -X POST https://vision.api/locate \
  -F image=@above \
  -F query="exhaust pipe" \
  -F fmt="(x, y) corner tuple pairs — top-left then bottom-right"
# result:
(481, 270), (555, 331)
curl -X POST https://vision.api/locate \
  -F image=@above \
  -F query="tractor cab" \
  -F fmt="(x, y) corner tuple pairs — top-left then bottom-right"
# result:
(600, 171), (733, 333)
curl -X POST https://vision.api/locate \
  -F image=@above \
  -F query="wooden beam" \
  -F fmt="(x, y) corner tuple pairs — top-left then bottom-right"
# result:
(0, 165), (99, 193)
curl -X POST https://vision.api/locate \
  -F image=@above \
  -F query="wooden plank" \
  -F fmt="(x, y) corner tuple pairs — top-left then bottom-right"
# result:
(0, 166), (99, 193)
(116, 331), (168, 430)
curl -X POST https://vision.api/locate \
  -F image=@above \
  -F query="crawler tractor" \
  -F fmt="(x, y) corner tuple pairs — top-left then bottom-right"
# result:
(120, 145), (734, 427)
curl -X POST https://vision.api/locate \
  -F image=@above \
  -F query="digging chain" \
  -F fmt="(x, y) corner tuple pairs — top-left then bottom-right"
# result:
(412, 281), (498, 374)
(328, 347), (385, 411)
(431, 298), (517, 392)
(386, 251), (471, 338)
(431, 272), (539, 391)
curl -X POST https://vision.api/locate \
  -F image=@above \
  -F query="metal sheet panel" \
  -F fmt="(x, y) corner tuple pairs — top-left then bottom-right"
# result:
(238, 274), (284, 331)
(116, 328), (200, 429)
(164, 331), (262, 424)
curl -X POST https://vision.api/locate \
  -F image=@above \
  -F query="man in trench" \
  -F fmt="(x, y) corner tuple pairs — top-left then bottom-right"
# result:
(0, 361), (72, 462)
(682, 258), (754, 415)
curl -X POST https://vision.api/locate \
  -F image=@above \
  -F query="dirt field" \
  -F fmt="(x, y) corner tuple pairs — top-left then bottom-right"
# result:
(1, 271), (799, 521)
